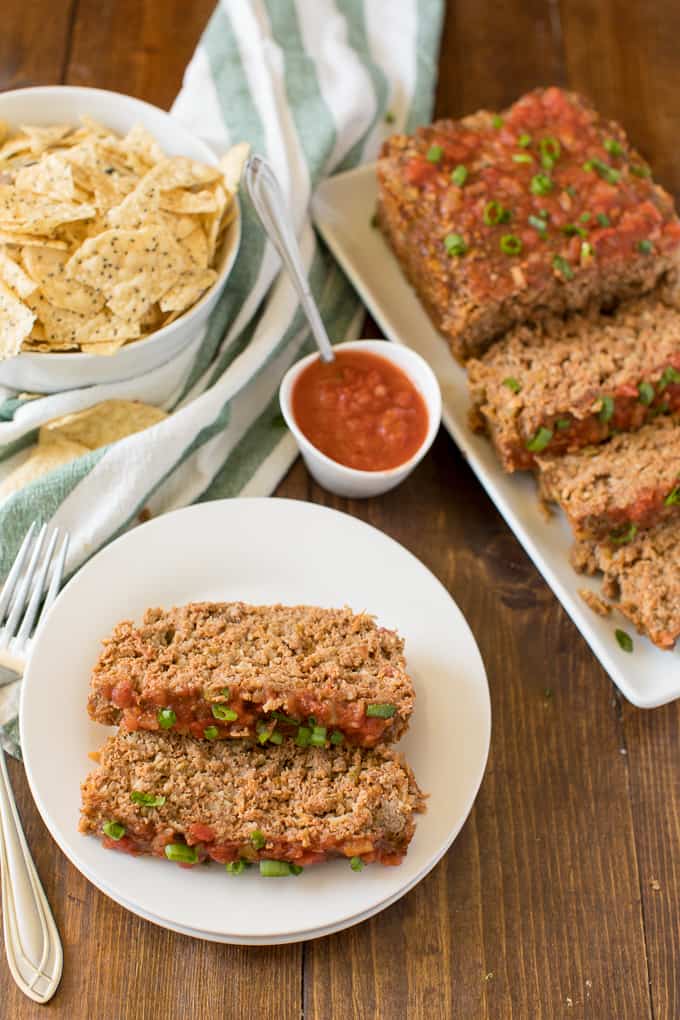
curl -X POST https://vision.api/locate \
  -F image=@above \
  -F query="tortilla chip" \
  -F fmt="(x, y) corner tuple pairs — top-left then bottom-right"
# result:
(0, 187), (96, 233)
(15, 154), (75, 202)
(66, 225), (187, 321)
(219, 142), (250, 194)
(159, 188), (218, 215)
(183, 226), (209, 268)
(159, 267), (217, 312)
(0, 281), (35, 358)
(22, 246), (105, 316)
(42, 399), (167, 449)
(0, 121), (8, 146)
(78, 341), (125, 355)
(20, 124), (73, 154)
(0, 249), (38, 299)
(205, 184), (228, 261)
(0, 231), (68, 249)
(0, 436), (90, 498)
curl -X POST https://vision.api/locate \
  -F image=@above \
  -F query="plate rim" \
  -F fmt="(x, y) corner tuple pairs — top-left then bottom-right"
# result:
(20, 497), (491, 942)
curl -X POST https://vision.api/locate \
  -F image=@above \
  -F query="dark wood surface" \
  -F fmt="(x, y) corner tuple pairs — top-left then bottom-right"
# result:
(2, 2), (680, 1017)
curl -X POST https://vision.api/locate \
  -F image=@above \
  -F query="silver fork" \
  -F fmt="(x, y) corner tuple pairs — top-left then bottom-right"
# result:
(0, 522), (68, 1004)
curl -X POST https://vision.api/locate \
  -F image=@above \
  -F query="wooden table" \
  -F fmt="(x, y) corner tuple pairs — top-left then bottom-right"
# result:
(2, 2), (679, 1017)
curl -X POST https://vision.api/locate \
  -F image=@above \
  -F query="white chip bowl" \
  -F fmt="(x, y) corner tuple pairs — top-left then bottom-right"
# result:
(0, 86), (241, 394)
(279, 339), (442, 498)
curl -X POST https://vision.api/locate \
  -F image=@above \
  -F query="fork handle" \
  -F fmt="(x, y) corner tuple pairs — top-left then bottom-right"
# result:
(0, 747), (62, 1003)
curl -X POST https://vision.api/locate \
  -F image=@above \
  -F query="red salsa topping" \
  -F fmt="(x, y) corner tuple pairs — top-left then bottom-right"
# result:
(291, 350), (428, 472)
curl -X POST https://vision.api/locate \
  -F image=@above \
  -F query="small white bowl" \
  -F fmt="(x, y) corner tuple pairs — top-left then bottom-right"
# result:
(280, 339), (442, 499)
(0, 86), (241, 394)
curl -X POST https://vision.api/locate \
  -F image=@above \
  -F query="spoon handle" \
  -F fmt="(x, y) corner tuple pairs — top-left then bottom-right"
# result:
(244, 155), (335, 363)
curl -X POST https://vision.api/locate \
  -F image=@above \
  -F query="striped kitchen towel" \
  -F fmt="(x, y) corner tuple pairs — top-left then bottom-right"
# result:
(0, 0), (443, 755)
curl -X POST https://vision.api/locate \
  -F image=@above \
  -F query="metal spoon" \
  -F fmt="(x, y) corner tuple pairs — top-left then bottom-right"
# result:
(243, 154), (335, 363)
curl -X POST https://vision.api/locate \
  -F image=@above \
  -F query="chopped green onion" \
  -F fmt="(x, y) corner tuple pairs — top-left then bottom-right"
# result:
(444, 233), (467, 256)
(637, 239), (653, 254)
(309, 725), (328, 747)
(528, 214), (548, 234)
(502, 376), (521, 394)
(451, 164), (468, 186)
(552, 255), (574, 280)
(512, 153), (533, 164)
(204, 725), (219, 740)
(580, 211), (591, 222)
(268, 730), (283, 745)
(518, 132), (531, 147)
(426, 144), (442, 163)
(630, 164), (651, 178)
(271, 711), (300, 725)
(539, 136), (561, 170)
(659, 366), (680, 388)
(582, 160), (593, 172)
(157, 708), (176, 730)
(212, 704), (238, 722)
(530, 173), (552, 195)
(492, 114), (503, 129)
(307, 716), (316, 727)
(295, 725), (311, 747)
(589, 158), (620, 184)
(384, 110), (395, 124)
(526, 427), (553, 453)
(483, 200), (510, 225)
(610, 522), (637, 545)
(164, 843), (198, 863)
(103, 820), (125, 840)
(615, 629), (634, 653)
(664, 485), (680, 506)
(596, 212), (611, 227)
(290, 863), (304, 875)
(565, 185), (577, 197)
(366, 703), (397, 719)
(638, 381), (655, 405)
(603, 138), (623, 156)
(259, 860), (296, 877)
(556, 417), (571, 430)
(580, 241), (594, 263)
(226, 859), (249, 875)
(500, 234), (522, 255)
(350, 857), (364, 872)
(562, 224), (587, 237)
(130, 791), (166, 808)
(598, 395), (615, 423)
(330, 730), (344, 745)
(250, 829), (266, 850)
(256, 722), (273, 744)
(220, 687), (231, 700)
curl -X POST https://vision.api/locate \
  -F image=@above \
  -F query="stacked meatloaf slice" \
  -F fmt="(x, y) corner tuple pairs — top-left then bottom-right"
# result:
(82, 602), (425, 870)
(468, 296), (680, 472)
(572, 519), (680, 650)
(80, 731), (425, 868)
(88, 602), (414, 748)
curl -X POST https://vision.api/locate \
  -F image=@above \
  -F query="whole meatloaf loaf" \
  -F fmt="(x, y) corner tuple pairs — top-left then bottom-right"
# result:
(80, 730), (426, 868)
(377, 87), (680, 362)
(88, 602), (414, 747)
(467, 295), (680, 471)
(537, 415), (680, 540)
(572, 517), (680, 650)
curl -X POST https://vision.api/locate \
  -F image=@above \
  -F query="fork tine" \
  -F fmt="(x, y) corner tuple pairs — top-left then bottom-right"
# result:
(3, 525), (47, 643)
(0, 522), (36, 623)
(38, 532), (69, 629)
(15, 528), (60, 646)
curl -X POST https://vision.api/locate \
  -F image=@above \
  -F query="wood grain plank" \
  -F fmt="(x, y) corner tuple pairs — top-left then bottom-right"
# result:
(64, 0), (216, 109)
(297, 429), (652, 1019)
(0, 0), (75, 91)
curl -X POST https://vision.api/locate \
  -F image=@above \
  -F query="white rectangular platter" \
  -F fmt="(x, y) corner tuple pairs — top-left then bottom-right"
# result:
(312, 164), (679, 708)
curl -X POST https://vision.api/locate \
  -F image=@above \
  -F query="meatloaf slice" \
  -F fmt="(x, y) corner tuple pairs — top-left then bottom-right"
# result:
(467, 296), (680, 471)
(537, 415), (680, 540)
(377, 86), (680, 362)
(79, 730), (426, 868)
(88, 602), (414, 747)
(572, 517), (680, 649)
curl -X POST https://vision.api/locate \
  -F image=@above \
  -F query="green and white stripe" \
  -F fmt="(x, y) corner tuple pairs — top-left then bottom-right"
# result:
(0, 0), (443, 754)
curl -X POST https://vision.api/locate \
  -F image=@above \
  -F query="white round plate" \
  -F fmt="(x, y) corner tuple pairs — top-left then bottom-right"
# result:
(21, 499), (490, 944)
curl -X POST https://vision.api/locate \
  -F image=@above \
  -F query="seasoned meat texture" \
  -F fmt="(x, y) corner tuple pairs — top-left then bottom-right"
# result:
(572, 517), (680, 649)
(377, 87), (680, 362)
(88, 602), (415, 747)
(537, 416), (680, 540)
(80, 730), (426, 867)
(467, 295), (680, 471)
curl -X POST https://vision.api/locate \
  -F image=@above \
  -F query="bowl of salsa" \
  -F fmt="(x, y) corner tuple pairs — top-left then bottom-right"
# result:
(279, 339), (441, 498)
